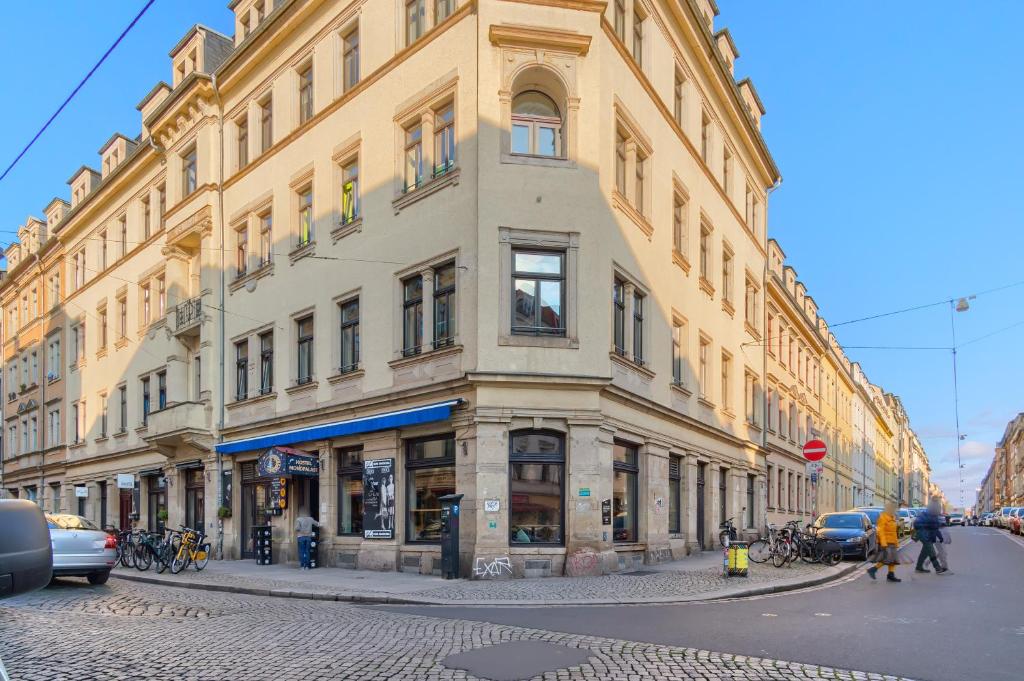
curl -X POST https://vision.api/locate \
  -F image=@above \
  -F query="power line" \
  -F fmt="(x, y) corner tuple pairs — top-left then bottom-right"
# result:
(0, 0), (158, 183)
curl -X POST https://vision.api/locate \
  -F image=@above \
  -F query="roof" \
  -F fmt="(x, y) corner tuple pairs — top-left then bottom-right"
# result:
(713, 28), (739, 58)
(44, 197), (70, 213)
(737, 77), (766, 114)
(135, 81), (172, 112)
(168, 23), (232, 59)
(97, 132), (137, 155)
(65, 165), (100, 185)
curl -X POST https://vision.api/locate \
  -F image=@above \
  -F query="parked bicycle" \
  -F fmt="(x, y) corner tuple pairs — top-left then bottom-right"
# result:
(170, 525), (211, 574)
(718, 517), (738, 547)
(155, 528), (183, 574)
(115, 528), (139, 569)
(133, 530), (166, 571)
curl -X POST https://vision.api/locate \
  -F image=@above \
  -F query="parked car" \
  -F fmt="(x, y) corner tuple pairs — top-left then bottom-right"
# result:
(980, 512), (995, 526)
(897, 508), (914, 534)
(46, 513), (116, 585)
(812, 511), (878, 560)
(949, 513), (964, 526)
(996, 507), (1014, 529)
(1010, 508), (1023, 535)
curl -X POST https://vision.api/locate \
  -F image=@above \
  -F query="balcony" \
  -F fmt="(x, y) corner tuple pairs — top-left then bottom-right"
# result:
(142, 401), (213, 451)
(174, 296), (203, 337)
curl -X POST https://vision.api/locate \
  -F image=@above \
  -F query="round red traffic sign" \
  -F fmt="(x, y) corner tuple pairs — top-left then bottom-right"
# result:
(803, 439), (827, 462)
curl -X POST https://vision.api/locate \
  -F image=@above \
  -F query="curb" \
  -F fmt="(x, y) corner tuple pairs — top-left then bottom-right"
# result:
(110, 556), (866, 607)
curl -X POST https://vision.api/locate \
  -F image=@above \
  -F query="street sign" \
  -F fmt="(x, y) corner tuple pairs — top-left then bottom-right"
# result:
(805, 460), (824, 477)
(803, 439), (827, 462)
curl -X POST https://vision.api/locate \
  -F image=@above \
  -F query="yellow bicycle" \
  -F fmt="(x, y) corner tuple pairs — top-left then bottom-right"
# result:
(169, 525), (210, 573)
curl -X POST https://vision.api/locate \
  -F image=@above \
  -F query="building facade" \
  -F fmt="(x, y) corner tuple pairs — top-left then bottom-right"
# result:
(0, 0), (932, 578)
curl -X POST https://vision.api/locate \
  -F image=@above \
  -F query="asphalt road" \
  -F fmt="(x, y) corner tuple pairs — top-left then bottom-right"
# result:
(377, 526), (1024, 681)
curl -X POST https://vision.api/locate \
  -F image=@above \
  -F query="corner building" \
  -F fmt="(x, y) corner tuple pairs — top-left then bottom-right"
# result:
(214, 0), (777, 576)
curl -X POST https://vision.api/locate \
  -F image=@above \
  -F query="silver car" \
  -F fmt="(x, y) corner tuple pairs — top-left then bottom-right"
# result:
(46, 513), (116, 585)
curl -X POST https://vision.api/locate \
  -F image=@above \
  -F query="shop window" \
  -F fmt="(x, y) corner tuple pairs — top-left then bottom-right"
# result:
(405, 434), (455, 543)
(669, 455), (682, 534)
(509, 430), (564, 545)
(336, 447), (363, 536)
(613, 441), (638, 543)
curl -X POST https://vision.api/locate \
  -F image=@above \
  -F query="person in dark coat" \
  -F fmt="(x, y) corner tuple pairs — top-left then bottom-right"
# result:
(914, 498), (947, 574)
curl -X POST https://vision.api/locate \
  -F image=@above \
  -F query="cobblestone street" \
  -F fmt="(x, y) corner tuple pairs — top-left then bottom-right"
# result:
(0, 579), (914, 681)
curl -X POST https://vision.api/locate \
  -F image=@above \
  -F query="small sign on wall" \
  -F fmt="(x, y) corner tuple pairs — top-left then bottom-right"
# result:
(75, 486), (88, 498)
(578, 488), (591, 497)
(116, 473), (134, 489)
(601, 499), (611, 525)
(484, 499), (500, 513)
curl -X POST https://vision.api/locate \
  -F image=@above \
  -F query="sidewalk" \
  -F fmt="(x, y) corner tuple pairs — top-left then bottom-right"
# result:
(112, 550), (861, 606)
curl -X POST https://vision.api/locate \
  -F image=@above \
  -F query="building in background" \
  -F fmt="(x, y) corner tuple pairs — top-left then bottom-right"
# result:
(0, 0), (933, 578)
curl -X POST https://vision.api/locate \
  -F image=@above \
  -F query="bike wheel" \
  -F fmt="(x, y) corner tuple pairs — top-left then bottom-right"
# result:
(193, 543), (211, 571)
(771, 544), (788, 568)
(155, 544), (172, 574)
(170, 546), (190, 574)
(120, 540), (136, 568)
(134, 544), (152, 571)
(822, 542), (842, 567)
(748, 539), (770, 563)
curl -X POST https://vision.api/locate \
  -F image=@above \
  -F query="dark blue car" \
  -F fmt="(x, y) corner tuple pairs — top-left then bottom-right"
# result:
(812, 512), (878, 560)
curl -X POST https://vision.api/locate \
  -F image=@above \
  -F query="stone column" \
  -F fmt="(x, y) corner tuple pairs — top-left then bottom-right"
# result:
(467, 419), (510, 579)
(357, 431), (400, 572)
(565, 418), (615, 576)
(316, 441), (335, 560)
(643, 440), (671, 564)
(684, 456), (700, 554)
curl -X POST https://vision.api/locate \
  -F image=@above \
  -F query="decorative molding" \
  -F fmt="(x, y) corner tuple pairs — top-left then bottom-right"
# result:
(502, 0), (607, 11)
(489, 24), (593, 56)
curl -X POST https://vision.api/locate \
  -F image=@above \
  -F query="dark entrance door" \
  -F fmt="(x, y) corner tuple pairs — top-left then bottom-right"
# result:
(119, 490), (133, 531)
(240, 462), (271, 559)
(719, 467), (728, 526)
(185, 469), (205, 531)
(696, 462), (706, 550)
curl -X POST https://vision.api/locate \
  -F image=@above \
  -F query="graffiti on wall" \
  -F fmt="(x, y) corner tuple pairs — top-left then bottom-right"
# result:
(473, 556), (512, 578)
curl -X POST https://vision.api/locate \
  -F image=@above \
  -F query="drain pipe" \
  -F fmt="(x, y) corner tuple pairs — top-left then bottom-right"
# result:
(761, 178), (781, 525)
(211, 72), (227, 561)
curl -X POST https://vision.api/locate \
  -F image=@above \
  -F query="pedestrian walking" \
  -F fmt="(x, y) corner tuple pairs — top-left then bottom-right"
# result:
(935, 523), (952, 574)
(867, 502), (901, 582)
(913, 498), (946, 574)
(294, 511), (320, 570)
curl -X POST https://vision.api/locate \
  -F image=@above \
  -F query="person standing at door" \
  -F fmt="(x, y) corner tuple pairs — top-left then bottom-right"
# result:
(294, 511), (320, 570)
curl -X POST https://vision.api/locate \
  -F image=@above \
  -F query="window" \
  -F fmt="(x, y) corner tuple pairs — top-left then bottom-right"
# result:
(436, 0), (455, 21)
(613, 0), (626, 41)
(298, 64), (314, 124)
(297, 186), (313, 247)
(339, 298), (359, 373)
(402, 275), (423, 356)
(259, 331), (273, 394)
(673, 69), (685, 126)
(142, 283), (151, 326)
(141, 378), (150, 426)
(296, 316), (314, 384)
(99, 307), (108, 348)
(634, 151), (646, 215)
(260, 96), (273, 152)
(433, 263), (456, 347)
(403, 122), (423, 191)
(611, 280), (627, 355)
(406, 0), (425, 45)
(182, 147), (197, 197)
(612, 442), (638, 543)
(235, 225), (248, 277)
(341, 160), (359, 225)
(721, 247), (733, 304)
(746, 474), (755, 528)
(699, 222), (712, 281)
(701, 111), (711, 164)
(99, 231), (107, 270)
(119, 216), (127, 258)
(157, 275), (166, 317)
(342, 27), (359, 91)
(512, 249), (565, 336)
(614, 132), (627, 195)
(337, 447), (363, 535)
(119, 386), (127, 433)
(632, 8), (644, 67)
(142, 196), (152, 239)
(406, 434), (455, 542)
(672, 191), (687, 256)
(75, 401), (85, 443)
(669, 455), (682, 534)
(511, 91), (562, 157)
(509, 431), (564, 545)
(745, 372), (759, 425)
(47, 338), (60, 380)
(237, 117), (248, 169)
(100, 397), (107, 438)
(745, 277), (758, 327)
(47, 407), (61, 446)
(157, 184), (166, 228)
(433, 104), (456, 177)
(632, 290), (645, 364)
(8, 425), (17, 457)
(118, 297), (127, 338)
(672, 319), (685, 386)
(722, 146), (732, 194)
(259, 212), (273, 266)
(721, 352), (731, 410)
(235, 340), (248, 400)
(698, 336), (710, 400)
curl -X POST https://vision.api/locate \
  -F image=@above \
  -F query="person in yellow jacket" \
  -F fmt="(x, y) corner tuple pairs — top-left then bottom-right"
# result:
(867, 502), (901, 582)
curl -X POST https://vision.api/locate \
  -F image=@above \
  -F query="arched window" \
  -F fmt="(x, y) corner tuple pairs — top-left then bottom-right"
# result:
(511, 90), (562, 157)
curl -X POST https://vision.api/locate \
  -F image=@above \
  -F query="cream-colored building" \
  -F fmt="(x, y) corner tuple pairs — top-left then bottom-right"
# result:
(1, 0), (932, 578)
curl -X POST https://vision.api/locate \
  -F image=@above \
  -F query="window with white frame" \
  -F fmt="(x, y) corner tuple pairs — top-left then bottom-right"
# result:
(511, 91), (562, 158)
(632, 289), (645, 365)
(613, 114), (651, 216)
(47, 337), (60, 380)
(401, 274), (423, 356)
(722, 146), (732, 194)
(745, 371), (760, 425)
(721, 246), (733, 305)
(342, 26), (359, 91)
(436, 0), (455, 21)
(296, 185), (313, 247)
(632, 7), (644, 67)
(260, 95), (273, 152)
(405, 0), (425, 45)
(745, 276), (758, 328)
(673, 68), (686, 127)
(235, 224), (249, 277)
(698, 335), (710, 400)
(142, 195), (152, 239)
(403, 121), (424, 192)
(340, 157), (359, 225)
(117, 296), (127, 339)
(700, 110), (711, 164)
(672, 317), (686, 387)
(699, 220), (712, 282)
(339, 297), (359, 373)
(237, 116), (249, 169)
(298, 62), (314, 125)
(672, 190), (688, 257)
(259, 212), (273, 265)
(613, 0), (626, 41)
(47, 407), (60, 446)
(98, 306), (108, 349)
(119, 215), (127, 258)
(721, 351), (732, 411)
(433, 103), (455, 177)
(181, 146), (197, 197)
(512, 248), (566, 337)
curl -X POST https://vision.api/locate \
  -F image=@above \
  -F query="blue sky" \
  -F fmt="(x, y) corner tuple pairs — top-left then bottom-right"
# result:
(1, 2), (1020, 508)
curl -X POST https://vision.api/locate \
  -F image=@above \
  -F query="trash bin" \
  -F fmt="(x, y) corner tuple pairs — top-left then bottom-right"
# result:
(727, 541), (749, 577)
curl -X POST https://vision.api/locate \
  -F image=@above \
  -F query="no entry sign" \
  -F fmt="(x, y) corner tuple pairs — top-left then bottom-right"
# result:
(803, 439), (827, 462)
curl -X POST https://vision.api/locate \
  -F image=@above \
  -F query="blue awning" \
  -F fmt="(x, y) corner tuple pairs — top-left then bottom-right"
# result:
(215, 399), (462, 455)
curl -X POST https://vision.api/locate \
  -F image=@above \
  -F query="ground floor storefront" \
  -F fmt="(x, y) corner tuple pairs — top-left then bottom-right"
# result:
(213, 381), (767, 578)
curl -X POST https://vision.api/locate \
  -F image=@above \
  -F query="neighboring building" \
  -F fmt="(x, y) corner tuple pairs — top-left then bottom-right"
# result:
(977, 459), (994, 514)
(994, 413), (1024, 506)
(0, 0), (933, 579)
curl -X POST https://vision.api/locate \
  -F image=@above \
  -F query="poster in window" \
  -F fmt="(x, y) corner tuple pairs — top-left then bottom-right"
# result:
(363, 458), (395, 539)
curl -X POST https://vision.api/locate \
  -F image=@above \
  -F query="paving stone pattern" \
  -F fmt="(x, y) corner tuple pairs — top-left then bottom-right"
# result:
(0, 579), (914, 681)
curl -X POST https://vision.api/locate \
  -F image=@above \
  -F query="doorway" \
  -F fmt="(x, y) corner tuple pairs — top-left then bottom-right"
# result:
(119, 490), (133, 531)
(240, 462), (271, 559)
(185, 469), (205, 531)
(696, 462), (706, 550)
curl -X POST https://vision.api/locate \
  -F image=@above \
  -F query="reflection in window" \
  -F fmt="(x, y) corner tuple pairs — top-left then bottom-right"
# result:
(512, 249), (565, 336)
(406, 435), (455, 542)
(402, 275), (423, 356)
(433, 104), (456, 176)
(337, 447), (363, 535)
(433, 263), (456, 347)
(510, 431), (564, 545)
(511, 91), (561, 157)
